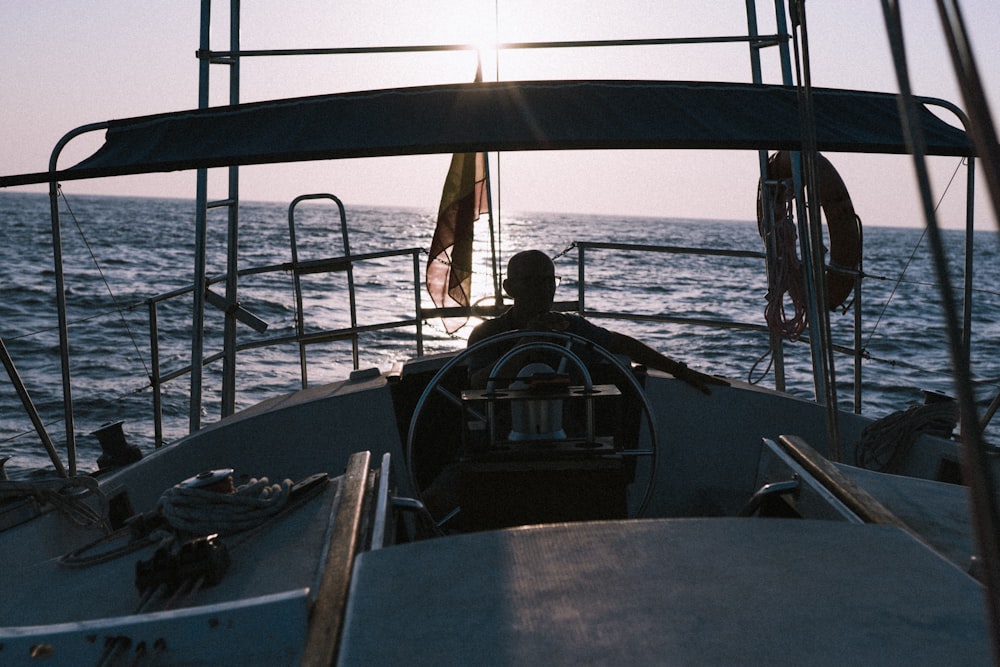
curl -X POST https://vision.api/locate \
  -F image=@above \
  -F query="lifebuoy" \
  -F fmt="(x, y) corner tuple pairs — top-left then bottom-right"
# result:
(761, 151), (863, 311)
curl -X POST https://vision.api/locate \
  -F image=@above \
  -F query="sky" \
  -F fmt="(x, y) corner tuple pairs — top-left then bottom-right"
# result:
(2, 1), (999, 230)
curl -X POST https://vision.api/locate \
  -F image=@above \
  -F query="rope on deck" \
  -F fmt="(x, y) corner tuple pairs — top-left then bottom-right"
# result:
(158, 476), (293, 535)
(856, 401), (959, 472)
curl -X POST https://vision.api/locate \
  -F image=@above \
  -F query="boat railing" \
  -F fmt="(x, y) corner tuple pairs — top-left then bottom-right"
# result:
(574, 241), (772, 335)
(5, 213), (870, 468)
(573, 240), (769, 326)
(142, 242), (426, 448)
(570, 240), (865, 410)
(140, 233), (875, 448)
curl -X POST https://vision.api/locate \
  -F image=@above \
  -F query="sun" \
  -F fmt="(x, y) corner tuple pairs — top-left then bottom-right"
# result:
(446, 12), (501, 79)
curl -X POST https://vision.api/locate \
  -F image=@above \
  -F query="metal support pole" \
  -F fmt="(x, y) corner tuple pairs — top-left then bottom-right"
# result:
(962, 157), (975, 352)
(412, 252), (424, 357)
(0, 336), (67, 477)
(287, 198), (309, 388)
(789, 0), (841, 460)
(221, 0), (242, 417)
(49, 186), (77, 475)
(189, 0), (213, 432)
(148, 300), (164, 447)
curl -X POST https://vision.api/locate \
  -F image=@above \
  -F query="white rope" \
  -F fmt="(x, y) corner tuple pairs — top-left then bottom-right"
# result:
(158, 477), (293, 536)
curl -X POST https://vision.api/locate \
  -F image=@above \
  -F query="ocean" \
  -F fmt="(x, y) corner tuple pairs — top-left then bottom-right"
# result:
(2, 190), (999, 478)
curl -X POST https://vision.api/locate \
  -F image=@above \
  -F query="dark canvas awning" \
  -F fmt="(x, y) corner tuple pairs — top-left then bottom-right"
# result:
(0, 80), (972, 187)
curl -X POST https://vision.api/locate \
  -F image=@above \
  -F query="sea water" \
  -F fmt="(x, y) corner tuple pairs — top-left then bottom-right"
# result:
(2, 190), (999, 477)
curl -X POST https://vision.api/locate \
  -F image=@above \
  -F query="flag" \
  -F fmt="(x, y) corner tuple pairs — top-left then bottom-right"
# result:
(426, 58), (488, 333)
(426, 150), (487, 332)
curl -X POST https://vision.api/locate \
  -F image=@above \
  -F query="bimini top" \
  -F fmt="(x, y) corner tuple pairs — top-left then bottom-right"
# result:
(0, 80), (972, 187)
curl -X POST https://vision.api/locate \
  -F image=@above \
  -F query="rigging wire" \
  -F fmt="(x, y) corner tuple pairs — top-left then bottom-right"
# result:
(865, 270), (1000, 299)
(863, 157), (968, 350)
(58, 186), (152, 382)
(3, 304), (142, 341)
(883, 2), (1000, 651)
(3, 191), (164, 450)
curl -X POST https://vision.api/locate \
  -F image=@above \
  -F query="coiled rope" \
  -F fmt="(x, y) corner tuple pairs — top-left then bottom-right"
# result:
(157, 476), (293, 535)
(761, 178), (809, 339)
(855, 401), (959, 472)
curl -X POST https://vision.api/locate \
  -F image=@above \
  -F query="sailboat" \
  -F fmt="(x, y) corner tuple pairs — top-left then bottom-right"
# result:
(0, 1), (997, 664)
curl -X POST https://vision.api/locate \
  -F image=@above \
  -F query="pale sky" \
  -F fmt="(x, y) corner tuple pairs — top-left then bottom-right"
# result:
(2, 1), (999, 230)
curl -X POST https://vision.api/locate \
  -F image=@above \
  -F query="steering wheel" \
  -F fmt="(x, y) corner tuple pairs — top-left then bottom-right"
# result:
(405, 329), (658, 523)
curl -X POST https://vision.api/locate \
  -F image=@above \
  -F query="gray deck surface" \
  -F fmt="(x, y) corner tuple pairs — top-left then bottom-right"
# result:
(339, 518), (990, 666)
(0, 480), (340, 627)
(836, 464), (976, 570)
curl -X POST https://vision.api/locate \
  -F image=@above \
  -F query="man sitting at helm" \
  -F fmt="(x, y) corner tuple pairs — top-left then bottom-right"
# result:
(468, 249), (724, 394)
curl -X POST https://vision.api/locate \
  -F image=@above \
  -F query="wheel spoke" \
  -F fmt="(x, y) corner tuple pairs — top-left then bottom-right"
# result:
(407, 329), (659, 526)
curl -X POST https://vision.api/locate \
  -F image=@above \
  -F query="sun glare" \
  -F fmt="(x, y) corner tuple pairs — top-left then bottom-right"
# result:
(440, 8), (502, 79)
(467, 34), (500, 80)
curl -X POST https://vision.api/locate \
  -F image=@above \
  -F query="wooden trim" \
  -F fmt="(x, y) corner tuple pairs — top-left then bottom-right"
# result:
(301, 450), (371, 667)
(777, 435), (910, 530)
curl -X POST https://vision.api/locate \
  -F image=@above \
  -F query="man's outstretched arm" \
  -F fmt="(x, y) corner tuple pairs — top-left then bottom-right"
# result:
(606, 332), (728, 395)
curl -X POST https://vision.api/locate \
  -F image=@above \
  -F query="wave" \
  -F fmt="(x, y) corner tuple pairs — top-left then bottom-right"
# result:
(1, 191), (998, 475)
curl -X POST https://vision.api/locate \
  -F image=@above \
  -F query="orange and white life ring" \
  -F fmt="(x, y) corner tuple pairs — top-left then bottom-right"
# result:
(763, 151), (863, 311)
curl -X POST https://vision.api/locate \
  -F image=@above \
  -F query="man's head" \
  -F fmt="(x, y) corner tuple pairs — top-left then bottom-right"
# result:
(503, 250), (557, 317)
